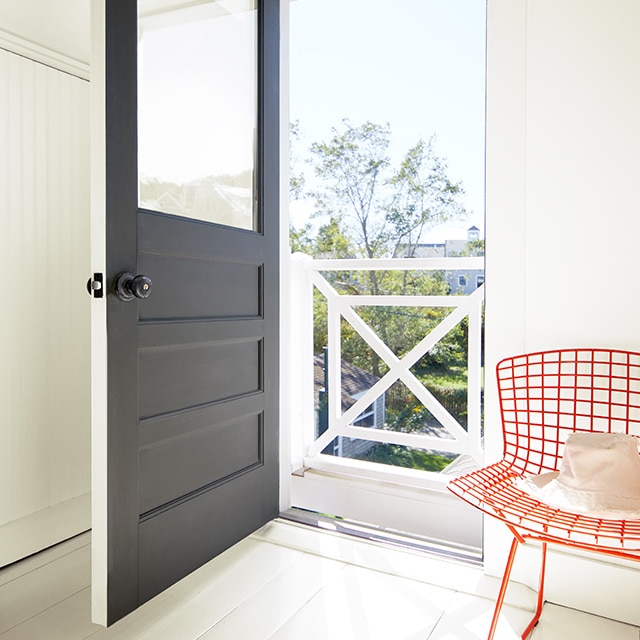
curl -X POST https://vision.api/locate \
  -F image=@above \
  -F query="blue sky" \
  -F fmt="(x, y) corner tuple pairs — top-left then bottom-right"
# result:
(289, 0), (486, 242)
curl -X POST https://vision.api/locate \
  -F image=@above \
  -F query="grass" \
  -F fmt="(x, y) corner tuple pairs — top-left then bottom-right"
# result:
(359, 443), (455, 472)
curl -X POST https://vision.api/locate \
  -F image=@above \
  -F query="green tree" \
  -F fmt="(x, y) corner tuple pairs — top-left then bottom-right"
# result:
(289, 221), (314, 254)
(314, 217), (355, 258)
(306, 120), (467, 262)
(387, 137), (467, 258)
(460, 238), (485, 257)
(289, 120), (306, 200)
(309, 120), (392, 260)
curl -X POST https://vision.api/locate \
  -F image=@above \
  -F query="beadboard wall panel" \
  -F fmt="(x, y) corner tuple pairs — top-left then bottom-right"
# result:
(0, 49), (90, 537)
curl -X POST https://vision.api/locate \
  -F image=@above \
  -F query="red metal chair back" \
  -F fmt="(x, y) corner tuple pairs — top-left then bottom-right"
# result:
(497, 348), (640, 475)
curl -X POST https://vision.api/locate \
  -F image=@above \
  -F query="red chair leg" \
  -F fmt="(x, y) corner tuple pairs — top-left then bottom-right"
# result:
(487, 536), (521, 640)
(521, 542), (547, 639)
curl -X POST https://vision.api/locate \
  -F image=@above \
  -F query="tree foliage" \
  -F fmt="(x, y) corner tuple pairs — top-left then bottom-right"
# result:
(308, 121), (391, 259)
(289, 120), (306, 201)
(302, 119), (467, 260)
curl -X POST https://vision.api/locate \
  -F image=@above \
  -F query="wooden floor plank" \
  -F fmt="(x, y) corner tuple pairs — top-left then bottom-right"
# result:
(268, 563), (455, 640)
(88, 538), (305, 640)
(0, 533), (90, 588)
(197, 554), (346, 640)
(0, 589), (99, 640)
(0, 545), (90, 635)
(529, 603), (640, 640)
(430, 591), (538, 640)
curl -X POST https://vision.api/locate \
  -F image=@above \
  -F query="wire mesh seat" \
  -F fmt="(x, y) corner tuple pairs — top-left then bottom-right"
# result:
(448, 348), (640, 639)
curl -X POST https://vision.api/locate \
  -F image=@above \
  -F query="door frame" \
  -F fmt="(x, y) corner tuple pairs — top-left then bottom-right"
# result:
(90, 0), (291, 625)
(90, 0), (108, 624)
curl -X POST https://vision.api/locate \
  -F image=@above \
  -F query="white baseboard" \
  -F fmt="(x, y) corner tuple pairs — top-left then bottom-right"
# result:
(0, 493), (91, 567)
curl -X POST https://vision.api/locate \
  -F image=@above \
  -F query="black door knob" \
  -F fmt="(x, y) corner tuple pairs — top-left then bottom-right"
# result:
(115, 272), (153, 301)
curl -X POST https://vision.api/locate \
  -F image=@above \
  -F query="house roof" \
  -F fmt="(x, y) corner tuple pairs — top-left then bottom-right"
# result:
(399, 241), (469, 258)
(313, 355), (380, 411)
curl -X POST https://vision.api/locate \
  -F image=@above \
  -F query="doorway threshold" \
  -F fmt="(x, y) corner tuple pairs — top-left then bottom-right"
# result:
(280, 507), (482, 566)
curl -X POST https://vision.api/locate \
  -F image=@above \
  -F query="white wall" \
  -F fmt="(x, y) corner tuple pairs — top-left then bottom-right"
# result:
(0, 0), (90, 76)
(485, 0), (640, 623)
(0, 4), (91, 563)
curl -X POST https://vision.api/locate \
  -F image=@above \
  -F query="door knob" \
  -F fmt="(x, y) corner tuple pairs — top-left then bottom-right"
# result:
(115, 272), (153, 301)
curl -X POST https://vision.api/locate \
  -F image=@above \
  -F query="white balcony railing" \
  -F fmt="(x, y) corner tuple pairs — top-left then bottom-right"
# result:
(289, 254), (485, 478)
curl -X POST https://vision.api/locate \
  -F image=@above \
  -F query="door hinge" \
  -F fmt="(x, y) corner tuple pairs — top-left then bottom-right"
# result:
(86, 272), (104, 298)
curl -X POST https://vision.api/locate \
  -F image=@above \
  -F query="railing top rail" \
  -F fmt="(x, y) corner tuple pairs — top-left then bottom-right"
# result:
(292, 255), (484, 271)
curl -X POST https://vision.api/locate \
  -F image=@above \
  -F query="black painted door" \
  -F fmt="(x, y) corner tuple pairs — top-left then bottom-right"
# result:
(100, 0), (279, 625)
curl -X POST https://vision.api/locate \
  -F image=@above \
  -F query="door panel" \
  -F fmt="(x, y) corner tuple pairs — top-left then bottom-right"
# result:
(96, 0), (280, 625)
(138, 338), (261, 416)
(138, 412), (262, 514)
(137, 255), (261, 319)
(138, 394), (264, 449)
(137, 212), (263, 320)
(137, 470), (272, 603)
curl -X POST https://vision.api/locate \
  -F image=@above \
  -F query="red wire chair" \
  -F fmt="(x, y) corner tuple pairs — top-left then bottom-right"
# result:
(448, 348), (640, 639)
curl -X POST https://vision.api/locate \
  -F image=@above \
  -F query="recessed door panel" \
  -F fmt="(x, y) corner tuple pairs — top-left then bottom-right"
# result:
(139, 411), (262, 514)
(138, 338), (261, 418)
(137, 469), (271, 604)
(137, 253), (261, 320)
(137, 212), (263, 321)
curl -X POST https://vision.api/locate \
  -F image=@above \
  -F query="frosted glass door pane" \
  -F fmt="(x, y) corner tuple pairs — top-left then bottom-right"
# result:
(138, 1), (257, 230)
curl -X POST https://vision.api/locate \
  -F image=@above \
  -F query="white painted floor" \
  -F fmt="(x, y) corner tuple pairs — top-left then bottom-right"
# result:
(0, 520), (638, 640)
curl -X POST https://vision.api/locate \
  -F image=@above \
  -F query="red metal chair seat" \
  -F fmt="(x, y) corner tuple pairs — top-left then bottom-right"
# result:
(448, 348), (640, 639)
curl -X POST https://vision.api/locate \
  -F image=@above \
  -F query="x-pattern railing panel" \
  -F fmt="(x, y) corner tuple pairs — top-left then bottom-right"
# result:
(290, 256), (484, 466)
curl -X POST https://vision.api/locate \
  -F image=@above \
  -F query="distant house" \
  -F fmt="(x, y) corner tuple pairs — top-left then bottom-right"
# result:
(139, 174), (253, 229)
(396, 226), (485, 295)
(313, 353), (385, 458)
